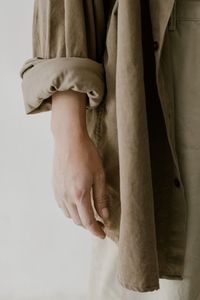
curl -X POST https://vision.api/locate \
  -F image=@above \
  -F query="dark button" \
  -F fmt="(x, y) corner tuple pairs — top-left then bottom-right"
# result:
(174, 177), (181, 188)
(153, 41), (159, 51)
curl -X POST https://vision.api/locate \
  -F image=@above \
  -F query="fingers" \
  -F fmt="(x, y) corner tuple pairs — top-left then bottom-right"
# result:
(60, 202), (71, 218)
(55, 184), (105, 237)
(56, 188), (83, 226)
(92, 170), (109, 221)
(52, 181), (71, 219)
(66, 202), (82, 226)
(74, 188), (106, 239)
(52, 171), (107, 238)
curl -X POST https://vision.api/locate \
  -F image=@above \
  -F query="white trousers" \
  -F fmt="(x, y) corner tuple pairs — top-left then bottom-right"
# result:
(87, 1), (200, 299)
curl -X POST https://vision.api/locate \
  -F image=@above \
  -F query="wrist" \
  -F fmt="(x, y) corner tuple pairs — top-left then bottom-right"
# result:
(52, 128), (90, 155)
(51, 124), (89, 142)
(51, 89), (88, 139)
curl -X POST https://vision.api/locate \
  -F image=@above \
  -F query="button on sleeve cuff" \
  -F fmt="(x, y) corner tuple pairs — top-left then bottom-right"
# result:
(19, 56), (106, 114)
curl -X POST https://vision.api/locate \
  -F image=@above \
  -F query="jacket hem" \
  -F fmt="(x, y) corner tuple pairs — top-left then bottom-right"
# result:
(159, 274), (183, 280)
(117, 273), (160, 292)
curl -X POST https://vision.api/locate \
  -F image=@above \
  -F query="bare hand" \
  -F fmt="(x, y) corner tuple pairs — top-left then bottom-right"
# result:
(51, 132), (109, 239)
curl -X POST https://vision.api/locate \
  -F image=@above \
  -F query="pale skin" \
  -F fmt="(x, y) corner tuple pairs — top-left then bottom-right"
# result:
(51, 90), (109, 239)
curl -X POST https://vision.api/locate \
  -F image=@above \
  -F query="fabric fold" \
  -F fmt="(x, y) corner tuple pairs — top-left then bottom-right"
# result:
(19, 56), (106, 114)
(19, 0), (107, 114)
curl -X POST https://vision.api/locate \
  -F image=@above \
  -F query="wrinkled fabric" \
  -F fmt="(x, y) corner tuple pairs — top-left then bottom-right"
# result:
(19, 0), (189, 292)
(87, 1), (200, 299)
(19, 0), (107, 112)
(20, 56), (105, 113)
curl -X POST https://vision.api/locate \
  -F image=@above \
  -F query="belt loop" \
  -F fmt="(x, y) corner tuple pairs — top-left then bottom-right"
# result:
(168, 1), (177, 31)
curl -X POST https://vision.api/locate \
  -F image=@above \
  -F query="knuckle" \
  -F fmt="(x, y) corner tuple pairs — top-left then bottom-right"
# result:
(102, 195), (108, 204)
(93, 196), (101, 204)
(95, 194), (107, 206)
(74, 196), (83, 206)
(73, 186), (87, 203)
(67, 196), (76, 206)
(84, 218), (95, 229)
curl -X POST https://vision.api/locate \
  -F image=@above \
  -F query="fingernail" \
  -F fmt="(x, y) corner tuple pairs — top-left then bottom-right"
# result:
(101, 207), (109, 219)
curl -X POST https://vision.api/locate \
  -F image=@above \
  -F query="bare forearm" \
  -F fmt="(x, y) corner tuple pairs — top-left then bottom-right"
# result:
(50, 90), (108, 238)
(51, 90), (88, 142)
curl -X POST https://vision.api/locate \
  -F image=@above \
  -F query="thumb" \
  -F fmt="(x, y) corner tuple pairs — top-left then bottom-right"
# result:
(92, 170), (109, 220)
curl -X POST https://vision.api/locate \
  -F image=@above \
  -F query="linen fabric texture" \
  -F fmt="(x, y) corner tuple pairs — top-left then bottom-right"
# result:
(88, 0), (200, 298)
(19, 0), (188, 292)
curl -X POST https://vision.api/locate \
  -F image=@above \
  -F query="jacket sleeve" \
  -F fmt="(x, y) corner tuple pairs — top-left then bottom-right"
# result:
(19, 0), (107, 114)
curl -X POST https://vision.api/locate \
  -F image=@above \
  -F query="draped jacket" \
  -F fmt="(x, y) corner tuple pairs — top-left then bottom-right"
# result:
(19, 0), (187, 292)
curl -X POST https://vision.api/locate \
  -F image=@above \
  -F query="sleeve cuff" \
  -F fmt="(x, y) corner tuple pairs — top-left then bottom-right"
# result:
(19, 56), (106, 114)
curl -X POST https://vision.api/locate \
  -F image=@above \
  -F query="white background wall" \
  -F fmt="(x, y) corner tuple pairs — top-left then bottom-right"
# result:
(0, 1), (92, 299)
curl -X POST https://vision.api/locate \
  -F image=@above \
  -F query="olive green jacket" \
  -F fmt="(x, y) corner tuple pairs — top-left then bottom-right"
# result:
(19, 0), (187, 292)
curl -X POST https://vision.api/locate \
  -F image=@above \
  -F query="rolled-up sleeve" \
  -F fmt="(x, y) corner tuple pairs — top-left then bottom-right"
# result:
(19, 0), (107, 114)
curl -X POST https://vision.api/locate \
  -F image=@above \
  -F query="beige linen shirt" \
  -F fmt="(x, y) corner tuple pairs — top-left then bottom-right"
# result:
(19, 0), (187, 293)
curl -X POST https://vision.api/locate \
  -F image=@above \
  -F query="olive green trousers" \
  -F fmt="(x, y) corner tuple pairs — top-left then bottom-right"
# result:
(87, 1), (200, 299)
